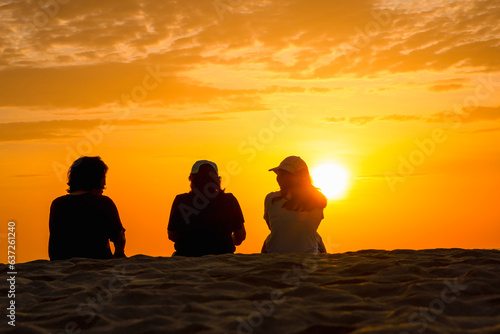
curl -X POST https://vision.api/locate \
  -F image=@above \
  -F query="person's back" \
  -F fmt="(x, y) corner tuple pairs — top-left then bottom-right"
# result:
(49, 193), (123, 260)
(48, 156), (126, 261)
(168, 160), (246, 257)
(262, 156), (327, 254)
(169, 191), (243, 256)
(263, 191), (323, 253)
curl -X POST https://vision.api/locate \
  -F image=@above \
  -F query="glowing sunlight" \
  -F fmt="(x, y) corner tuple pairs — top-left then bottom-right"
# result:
(311, 163), (350, 200)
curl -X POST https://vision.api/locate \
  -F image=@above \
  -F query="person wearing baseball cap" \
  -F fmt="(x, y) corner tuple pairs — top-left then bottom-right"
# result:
(268, 155), (309, 174)
(263, 156), (327, 253)
(189, 160), (219, 175)
(167, 160), (246, 256)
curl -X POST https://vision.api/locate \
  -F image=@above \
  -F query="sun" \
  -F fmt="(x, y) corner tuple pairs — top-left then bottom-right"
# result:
(311, 163), (350, 199)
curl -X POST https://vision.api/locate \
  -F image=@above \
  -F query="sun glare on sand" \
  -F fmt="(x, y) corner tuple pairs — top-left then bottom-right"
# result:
(311, 163), (350, 199)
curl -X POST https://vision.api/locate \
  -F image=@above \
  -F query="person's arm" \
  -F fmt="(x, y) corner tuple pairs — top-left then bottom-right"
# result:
(316, 232), (326, 254)
(48, 199), (59, 261)
(167, 195), (183, 243)
(264, 216), (270, 229)
(261, 241), (267, 253)
(232, 225), (246, 245)
(113, 229), (126, 258)
(104, 197), (126, 259)
(263, 193), (271, 229)
(227, 194), (246, 246)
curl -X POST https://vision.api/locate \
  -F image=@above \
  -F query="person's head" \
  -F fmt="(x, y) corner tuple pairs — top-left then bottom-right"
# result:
(269, 156), (311, 192)
(67, 156), (108, 194)
(188, 160), (224, 193)
(269, 156), (326, 211)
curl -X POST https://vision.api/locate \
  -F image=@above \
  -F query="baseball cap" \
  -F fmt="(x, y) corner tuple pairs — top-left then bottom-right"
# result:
(269, 156), (308, 174)
(190, 160), (218, 175)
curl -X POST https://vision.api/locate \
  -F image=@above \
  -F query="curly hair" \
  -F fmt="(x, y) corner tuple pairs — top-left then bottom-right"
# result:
(67, 156), (108, 193)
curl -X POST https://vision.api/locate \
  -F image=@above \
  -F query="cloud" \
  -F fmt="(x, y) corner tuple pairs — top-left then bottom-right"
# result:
(432, 106), (500, 123)
(0, 119), (103, 142)
(323, 105), (500, 126)
(350, 116), (378, 126)
(309, 0), (500, 77)
(0, 62), (267, 109)
(425, 78), (468, 92)
(0, 116), (226, 142)
(356, 173), (426, 179)
(379, 115), (424, 122)
(1, 0), (499, 118)
(4, 0), (494, 75)
(0, 59), (342, 110)
(468, 127), (500, 134)
(3, 1), (498, 71)
(324, 116), (346, 123)
(428, 83), (464, 92)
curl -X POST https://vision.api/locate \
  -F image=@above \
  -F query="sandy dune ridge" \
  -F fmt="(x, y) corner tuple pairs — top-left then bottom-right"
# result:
(2, 248), (500, 333)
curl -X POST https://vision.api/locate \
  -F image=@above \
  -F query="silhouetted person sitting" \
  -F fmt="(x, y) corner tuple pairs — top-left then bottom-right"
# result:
(49, 156), (126, 260)
(168, 160), (246, 256)
(262, 156), (327, 253)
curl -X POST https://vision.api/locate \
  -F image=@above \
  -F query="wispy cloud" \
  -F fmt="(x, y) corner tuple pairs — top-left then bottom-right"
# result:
(324, 106), (500, 126)
(428, 83), (464, 92)
(0, 116), (227, 142)
(468, 127), (500, 134)
(0, 63), (267, 109)
(1, 0), (499, 137)
(2, 0), (498, 92)
(432, 106), (500, 123)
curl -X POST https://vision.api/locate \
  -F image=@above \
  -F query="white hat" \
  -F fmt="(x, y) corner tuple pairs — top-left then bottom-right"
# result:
(269, 156), (308, 174)
(190, 160), (218, 174)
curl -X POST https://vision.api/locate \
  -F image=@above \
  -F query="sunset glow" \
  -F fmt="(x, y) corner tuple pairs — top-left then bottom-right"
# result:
(311, 163), (350, 200)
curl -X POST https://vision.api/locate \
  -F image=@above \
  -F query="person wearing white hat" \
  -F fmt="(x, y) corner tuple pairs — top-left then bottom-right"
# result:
(167, 160), (246, 256)
(263, 156), (327, 254)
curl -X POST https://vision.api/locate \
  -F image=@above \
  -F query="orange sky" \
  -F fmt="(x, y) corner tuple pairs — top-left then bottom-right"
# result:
(1, 0), (499, 263)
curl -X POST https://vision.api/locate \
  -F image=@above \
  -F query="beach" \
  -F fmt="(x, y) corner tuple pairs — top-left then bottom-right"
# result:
(2, 249), (500, 333)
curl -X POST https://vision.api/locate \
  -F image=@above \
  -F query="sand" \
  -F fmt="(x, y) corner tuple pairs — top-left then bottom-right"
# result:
(2, 249), (500, 334)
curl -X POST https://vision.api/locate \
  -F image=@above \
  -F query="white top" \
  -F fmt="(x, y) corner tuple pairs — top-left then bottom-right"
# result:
(263, 191), (324, 254)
